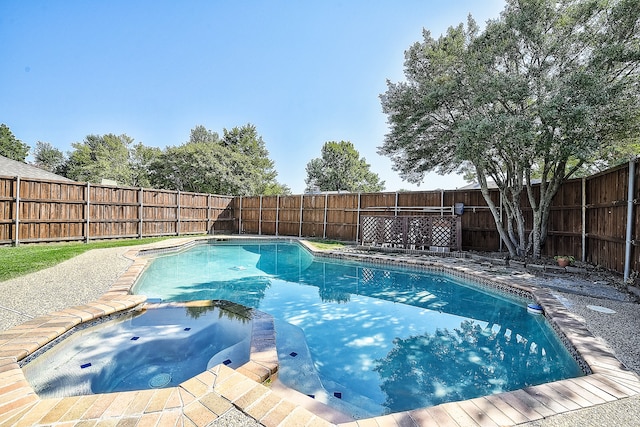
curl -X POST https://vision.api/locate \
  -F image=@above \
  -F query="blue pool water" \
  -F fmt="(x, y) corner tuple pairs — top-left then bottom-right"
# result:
(133, 241), (583, 417)
(23, 304), (252, 398)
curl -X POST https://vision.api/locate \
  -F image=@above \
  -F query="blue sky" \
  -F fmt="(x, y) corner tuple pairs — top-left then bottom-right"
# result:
(1, 1), (505, 193)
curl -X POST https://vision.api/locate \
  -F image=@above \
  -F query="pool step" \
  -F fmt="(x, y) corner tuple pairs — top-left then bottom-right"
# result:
(274, 319), (383, 419)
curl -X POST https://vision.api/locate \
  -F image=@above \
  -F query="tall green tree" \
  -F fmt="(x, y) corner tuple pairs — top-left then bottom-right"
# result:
(0, 124), (30, 161)
(305, 141), (385, 192)
(149, 124), (290, 195)
(380, 0), (640, 258)
(148, 135), (232, 194)
(221, 124), (289, 195)
(33, 141), (66, 174)
(130, 142), (162, 188)
(65, 134), (134, 184)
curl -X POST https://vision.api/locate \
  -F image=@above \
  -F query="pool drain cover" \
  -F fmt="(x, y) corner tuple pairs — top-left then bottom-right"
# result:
(149, 373), (172, 388)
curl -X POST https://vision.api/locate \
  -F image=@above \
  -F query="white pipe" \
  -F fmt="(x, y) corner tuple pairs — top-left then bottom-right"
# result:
(624, 158), (636, 282)
(394, 191), (399, 216)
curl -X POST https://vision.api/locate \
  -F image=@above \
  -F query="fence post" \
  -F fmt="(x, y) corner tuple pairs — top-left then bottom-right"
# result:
(176, 190), (181, 236)
(13, 176), (20, 246)
(138, 188), (144, 238)
(207, 194), (212, 234)
(582, 178), (586, 262)
(257, 196), (262, 235)
(275, 195), (280, 236)
(85, 182), (90, 243)
(323, 193), (328, 239)
(299, 194), (304, 237)
(355, 193), (361, 243)
(238, 196), (243, 234)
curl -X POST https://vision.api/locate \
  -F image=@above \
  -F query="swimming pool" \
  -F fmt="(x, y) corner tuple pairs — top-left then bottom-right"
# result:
(132, 240), (583, 418)
(22, 302), (253, 399)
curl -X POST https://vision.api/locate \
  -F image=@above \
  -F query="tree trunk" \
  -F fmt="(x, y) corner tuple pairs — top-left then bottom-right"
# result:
(479, 184), (518, 257)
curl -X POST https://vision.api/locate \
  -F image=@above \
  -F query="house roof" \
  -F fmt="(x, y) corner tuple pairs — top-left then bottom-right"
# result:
(0, 155), (75, 182)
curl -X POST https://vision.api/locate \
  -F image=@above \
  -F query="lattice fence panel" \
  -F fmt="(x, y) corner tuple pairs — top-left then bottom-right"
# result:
(361, 215), (461, 251)
(407, 217), (432, 249)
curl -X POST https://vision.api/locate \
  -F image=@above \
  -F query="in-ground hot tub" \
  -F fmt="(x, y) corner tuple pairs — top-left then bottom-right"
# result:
(22, 301), (254, 398)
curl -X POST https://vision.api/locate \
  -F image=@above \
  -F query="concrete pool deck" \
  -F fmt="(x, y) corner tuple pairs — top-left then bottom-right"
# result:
(1, 236), (639, 426)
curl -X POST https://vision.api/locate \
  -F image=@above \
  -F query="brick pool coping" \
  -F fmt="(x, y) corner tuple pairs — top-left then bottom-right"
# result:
(0, 236), (638, 426)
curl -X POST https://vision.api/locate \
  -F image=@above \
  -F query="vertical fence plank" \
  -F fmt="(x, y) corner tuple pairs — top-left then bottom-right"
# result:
(323, 193), (328, 239)
(14, 176), (20, 246)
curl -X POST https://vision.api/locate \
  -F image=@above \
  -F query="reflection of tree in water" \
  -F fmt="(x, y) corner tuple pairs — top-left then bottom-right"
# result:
(317, 285), (351, 303)
(184, 303), (252, 323)
(171, 276), (272, 309)
(374, 320), (556, 413)
(184, 305), (218, 319)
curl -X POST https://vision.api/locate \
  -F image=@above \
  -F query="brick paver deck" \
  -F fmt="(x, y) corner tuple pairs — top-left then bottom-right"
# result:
(1, 236), (639, 426)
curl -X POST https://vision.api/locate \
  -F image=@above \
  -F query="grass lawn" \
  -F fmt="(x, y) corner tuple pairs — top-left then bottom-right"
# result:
(305, 239), (346, 250)
(0, 236), (348, 282)
(0, 237), (175, 282)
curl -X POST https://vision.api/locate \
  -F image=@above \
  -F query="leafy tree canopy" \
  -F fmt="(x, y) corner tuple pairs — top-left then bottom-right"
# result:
(0, 124), (30, 162)
(65, 134), (135, 185)
(305, 140), (385, 193)
(149, 124), (290, 196)
(33, 141), (66, 174)
(380, 0), (640, 257)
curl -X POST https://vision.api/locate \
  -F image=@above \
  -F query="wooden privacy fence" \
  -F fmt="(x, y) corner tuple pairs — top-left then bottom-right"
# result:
(236, 190), (496, 250)
(236, 158), (639, 276)
(0, 176), (234, 245)
(1, 157), (638, 277)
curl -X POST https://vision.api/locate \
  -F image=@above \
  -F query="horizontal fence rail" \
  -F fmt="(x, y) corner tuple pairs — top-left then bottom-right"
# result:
(1, 157), (638, 277)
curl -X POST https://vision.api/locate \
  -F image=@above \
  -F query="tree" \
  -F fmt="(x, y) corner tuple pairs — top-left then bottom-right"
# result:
(33, 141), (66, 174)
(149, 124), (290, 196)
(65, 134), (134, 184)
(304, 141), (385, 192)
(221, 124), (290, 195)
(130, 143), (162, 188)
(380, 0), (640, 258)
(0, 124), (30, 161)
(148, 138), (232, 194)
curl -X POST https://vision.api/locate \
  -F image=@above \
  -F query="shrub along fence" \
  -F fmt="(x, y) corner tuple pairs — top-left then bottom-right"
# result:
(1, 157), (638, 277)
